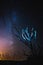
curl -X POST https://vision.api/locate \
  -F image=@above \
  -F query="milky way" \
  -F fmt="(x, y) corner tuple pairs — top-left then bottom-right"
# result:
(0, 11), (31, 60)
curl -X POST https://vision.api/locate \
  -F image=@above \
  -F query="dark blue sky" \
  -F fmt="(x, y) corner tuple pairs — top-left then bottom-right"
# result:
(0, 1), (43, 58)
(0, 1), (42, 42)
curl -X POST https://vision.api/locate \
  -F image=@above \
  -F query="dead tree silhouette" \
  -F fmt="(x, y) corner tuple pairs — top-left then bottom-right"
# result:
(9, 14), (41, 59)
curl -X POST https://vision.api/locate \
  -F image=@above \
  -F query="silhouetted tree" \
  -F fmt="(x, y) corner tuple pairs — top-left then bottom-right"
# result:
(10, 13), (41, 59)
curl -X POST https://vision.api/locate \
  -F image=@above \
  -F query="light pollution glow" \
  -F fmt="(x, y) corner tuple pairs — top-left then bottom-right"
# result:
(0, 14), (31, 60)
(0, 37), (13, 52)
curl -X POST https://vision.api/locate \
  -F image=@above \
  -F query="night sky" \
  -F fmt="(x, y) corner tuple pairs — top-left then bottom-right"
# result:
(0, 1), (43, 60)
